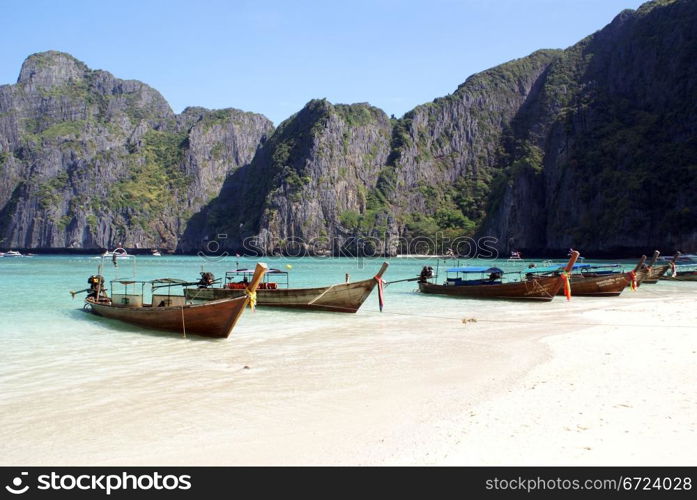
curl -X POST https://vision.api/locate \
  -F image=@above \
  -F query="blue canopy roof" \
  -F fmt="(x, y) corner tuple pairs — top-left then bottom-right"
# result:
(446, 266), (504, 273)
(524, 266), (564, 274)
(525, 263), (591, 273)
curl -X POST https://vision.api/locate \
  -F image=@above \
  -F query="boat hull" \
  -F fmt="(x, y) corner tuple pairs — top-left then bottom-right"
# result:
(641, 264), (670, 283)
(418, 276), (563, 301)
(561, 274), (628, 296)
(185, 277), (379, 313)
(659, 271), (697, 282)
(86, 296), (249, 338)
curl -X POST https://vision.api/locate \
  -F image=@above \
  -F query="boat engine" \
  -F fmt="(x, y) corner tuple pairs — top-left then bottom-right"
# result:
(418, 266), (434, 283)
(87, 275), (108, 300)
(198, 271), (215, 288)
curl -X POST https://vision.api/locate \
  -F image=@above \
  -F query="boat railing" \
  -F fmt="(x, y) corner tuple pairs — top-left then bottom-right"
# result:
(224, 268), (290, 288)
(109, 278), (199, 307)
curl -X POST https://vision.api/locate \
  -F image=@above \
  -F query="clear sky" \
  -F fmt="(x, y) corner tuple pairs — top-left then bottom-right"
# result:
(1, 0), (647, 124)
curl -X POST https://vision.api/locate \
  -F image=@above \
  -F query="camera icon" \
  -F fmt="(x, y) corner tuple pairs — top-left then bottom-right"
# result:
(5, 472), (29, 494)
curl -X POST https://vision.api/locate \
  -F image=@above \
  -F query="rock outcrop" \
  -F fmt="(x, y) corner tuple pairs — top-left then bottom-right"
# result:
(0, 51), (272, 251)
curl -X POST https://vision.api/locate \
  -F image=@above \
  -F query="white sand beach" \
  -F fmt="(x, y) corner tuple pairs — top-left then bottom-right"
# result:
(2, 274), (694, 466)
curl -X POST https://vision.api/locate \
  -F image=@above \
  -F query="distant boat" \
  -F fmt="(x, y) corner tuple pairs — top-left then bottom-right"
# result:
(417, 252), (579, 301)
(80, 263), (268, 338)
(507, 250), (522, 261)
(96, 247), (131, 259)
(4, 250), (23, 257)
(185, 262), (389, 313)
(151, 249), (162, 257)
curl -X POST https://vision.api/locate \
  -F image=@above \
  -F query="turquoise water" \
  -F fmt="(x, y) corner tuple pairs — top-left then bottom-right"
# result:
(0, 253), (644, 348)
(0, 254), (669, 464)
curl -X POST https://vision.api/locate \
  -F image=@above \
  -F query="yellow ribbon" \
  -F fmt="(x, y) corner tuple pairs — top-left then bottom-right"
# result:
(245, 288), (257, 311)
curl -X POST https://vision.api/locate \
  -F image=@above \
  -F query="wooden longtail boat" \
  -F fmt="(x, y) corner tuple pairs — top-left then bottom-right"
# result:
(417, 252), (579, 301)
(557, 262), (629, 297)
(639, 250), (665, 284)
(84, 263), (268, 338)
(624, 255), (647, 289)
(658, 252), (697, 281)
(659, 264), (697, 281)
(185, 262), (389, 313)
(645, 264), (670, 282)
(661, 270), (697, 281)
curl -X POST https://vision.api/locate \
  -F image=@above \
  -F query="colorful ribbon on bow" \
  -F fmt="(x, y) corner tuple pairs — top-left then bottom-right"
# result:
(245, 288), (257, 311)
(628, 270), (638, 291)
(561, 271), (572, 301)
(374, 275), (385, 312)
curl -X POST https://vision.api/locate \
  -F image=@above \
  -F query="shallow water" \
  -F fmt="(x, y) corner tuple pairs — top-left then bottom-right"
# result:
(0, 254), (674, 464)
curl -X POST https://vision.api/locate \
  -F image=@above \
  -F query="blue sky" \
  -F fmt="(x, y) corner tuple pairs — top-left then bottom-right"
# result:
(1, 0), (647, 124)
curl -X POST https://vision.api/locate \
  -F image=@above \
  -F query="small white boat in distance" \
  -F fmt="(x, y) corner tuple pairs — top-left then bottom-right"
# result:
(151, 249), (162, 256)
(96, 247), (131, 259)
(4, 250), (23, 257)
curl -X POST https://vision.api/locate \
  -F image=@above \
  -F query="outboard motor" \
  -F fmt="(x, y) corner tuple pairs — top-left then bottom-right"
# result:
(418, 266), (434, 283)
(87, 275), (107, 300)
(198, 271), (215, 288)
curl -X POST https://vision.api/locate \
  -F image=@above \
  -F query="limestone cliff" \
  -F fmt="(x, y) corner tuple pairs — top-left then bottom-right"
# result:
(0, 51), (272, 251)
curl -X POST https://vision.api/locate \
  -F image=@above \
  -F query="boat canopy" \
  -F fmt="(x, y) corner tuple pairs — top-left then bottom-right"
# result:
(446, 266), (504, 274)
(230, 268), (287, 274)
(113, 278), (190, 285)
(525, 263), (591, 274)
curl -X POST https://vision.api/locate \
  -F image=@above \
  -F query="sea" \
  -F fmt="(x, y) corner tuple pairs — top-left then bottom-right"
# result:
(0, 253), (669, 464)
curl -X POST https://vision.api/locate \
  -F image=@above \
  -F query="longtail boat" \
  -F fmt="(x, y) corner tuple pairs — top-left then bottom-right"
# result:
(640, 250), (666, 284)
(79, 262), (268, 338)
(646, 263), (670, 282)
(658, 252), (697, 281)
(660, 263), (697, 281)
(417, 252), (579, 301)
(185, 262), (389, 313)
(556, 262), (629, 297)
(624, 255), (647, 289)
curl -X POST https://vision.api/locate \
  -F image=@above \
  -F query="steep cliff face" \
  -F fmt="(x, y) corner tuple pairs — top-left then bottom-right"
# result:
(481, 0), (697, 254)
(179, 99), (392, 254)
(0, 51), (272, 250)
(382, 50), (560, 251)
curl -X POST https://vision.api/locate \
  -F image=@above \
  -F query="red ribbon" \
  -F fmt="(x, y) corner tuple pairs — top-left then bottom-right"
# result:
(629, 270), (637, 291)
(561, 272), (572, 301)
(374, 276), (385, 312)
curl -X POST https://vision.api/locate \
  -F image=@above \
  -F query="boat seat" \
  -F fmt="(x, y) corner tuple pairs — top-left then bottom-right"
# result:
(111, 294), (143, 307)
(151, 295), (186, 307)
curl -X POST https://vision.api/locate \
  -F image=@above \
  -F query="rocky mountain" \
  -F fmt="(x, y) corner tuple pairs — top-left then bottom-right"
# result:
(480, 0), (697, 255)
(0, 51), (272, 251)
(1, 0), (695, 255)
